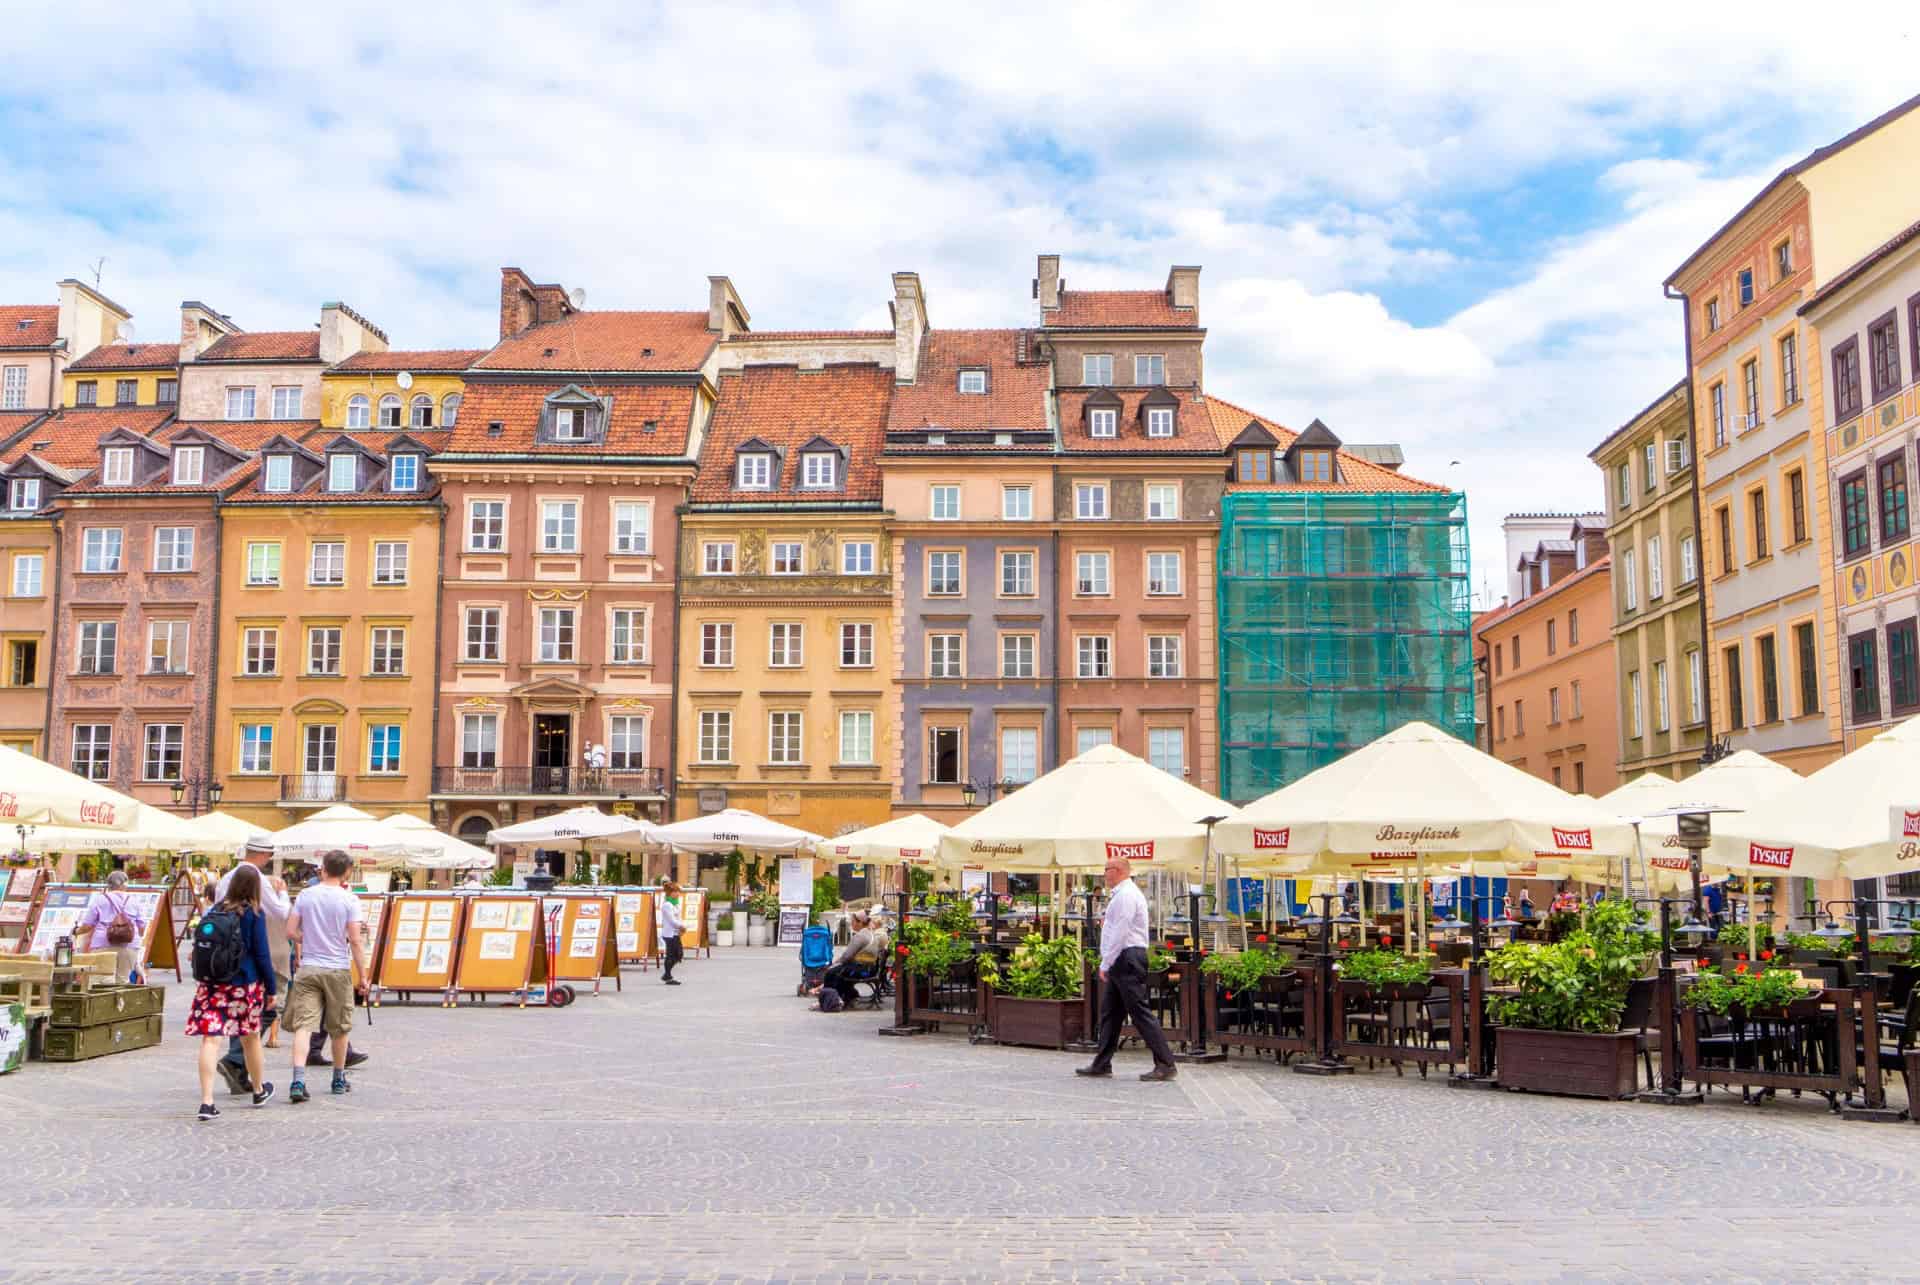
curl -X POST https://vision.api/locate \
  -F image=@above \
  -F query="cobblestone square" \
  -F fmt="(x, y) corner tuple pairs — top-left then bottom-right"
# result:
(4, 949), (1918, 1283)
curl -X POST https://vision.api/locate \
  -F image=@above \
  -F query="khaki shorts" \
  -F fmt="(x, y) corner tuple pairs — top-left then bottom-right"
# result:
(285, 966), (355, 1037)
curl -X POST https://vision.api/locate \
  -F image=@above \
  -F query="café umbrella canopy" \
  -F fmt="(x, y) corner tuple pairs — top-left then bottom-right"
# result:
(650, 808), (821, 854)
(378, 813), (497, 870)
(486, 805), (657, 852)
(20, 802), (215, 857)
(816, 813), (952, 866)
(1623, 751), (1796, 888)
(936, 743), (1234, 872)
(0, 744), (140, 830)
(268, 804), (437, 867)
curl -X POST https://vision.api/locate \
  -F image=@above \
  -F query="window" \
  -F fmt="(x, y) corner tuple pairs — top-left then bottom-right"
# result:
(1642, 442), (1657, 491)
(1075, 483), (1107, 519)
(262, 454), (293, 493)
(82, 528), (124, 573)
(930, 484), (960, 519)
(1653, 660), (1670, 732)
(1667, 436), (1691, 473)
(1076, 727), (1114, 755)
(373, 541), (408, 585)
(307, 626), (342, 675)
(1792, 620), (1820, 716)
(1849, 631), (1880, 721)
(537, 608), (575, 662)
(1145, 406), (1174, 438)
(609, 608), (646, 663)
(70, 725), (110, 780)
(1615, 463), (1630, 508)
(389, 454), (419, 492)
(800, 453), (836, 489)
(1147, 483), (1180, 520)
(1738, 267), (1755, 308)
(346, 395), (370, 428)
(1083, 354), (1113, 386)
(1148, 727), (1185, 777)
(1724, 644), (1745, 729)
(406, 394), (432, 429)
(1237, 448), (1271, 484)
(1297, 450), (1333, 483)
(304, 725), (338, 775)
(1775, 239), (1793, 281)
(840, 622), (874, 668)
(1843, 472), (1872, 557)
(841, 541), (875, 574)
(550, 405), (582, 440)
(1147, 634), (1182, 678)
(8, 477), (39, 511)
(242, 627), (278, 675)
(999, 549), (1035, 596)
(308, 541), (345, 585)
(1880, 455), (1910, 543)
(1571, 678), (1583, 718)
(541, 500), (578, 553)
(153, 526), (194, 573)
(1134, 354), (1164, 385)
(768, 711), (803, 765)
(1782, 468), (1804, 545)
(327, 454), (356, 493)
(1549, 686), (1561, 724)
(102, 446), (133, 486)
(460, 713), (498, 769)
(1001, 633), (1035, 678)
(839, 711), (874, 764)
(768, 621), (803, 668)
(927, 550), (962, 596)
(462, 608), (499, 663)
(771, 541), (802, 574)
(1709, 382), (1726, 448)
(1748, 489), (1769, 559)
(1, 366), (26, 409)
(703, 541), (735, 575)
(1891, 620), (1920, 714)
(1, 640), (27, 688)
(1870, 311), (1902, 403)
(1740, 359), (1759, 428)
(1514, 699), (1524, 735)
(1704, 297), (1720, 332)
(239, 724), (274, 774)
(172, 446), (204, 485)
(12, 553), (43, 596)
(1686, 648), (1703, 724)
(1000, 727), (1038, 783)
(698, 710), (732, 763)
(1646, 535), (1663, 600)
(378, 394), (402, 428)
(1552, 766), (1562, 788)
(114, 379), (137, 406)
(1076, 634), (1112, 678)
(1568, 609), (1580, 646)
(467, 500), (505, 552)
(736, 453), (772, 489)
(143, 724), (184, 781)
(1833, 336), (1863, 422)
(929, 633), (963, 678)
(608, 715), (645, 769)
(147, 620), (189, 674)
(1628, 671), (1643, 738)
(77, 621), (116, 674)
(367, 724), (402, 774)
(1002, 485), (1032, 520)
(225, 387), (256, 420)
(1495, 706), (1506, 740)
(1075, 551), (1109, 596)
(1088, 408), (1117, 438)
(957, 369), (987, 395)
(927, 726), (961, 783)
(1546, 620), (1556, 656)
(1679, 533), (1697, 583)
(1511, 635), (1520, 668)
(1779, 332), (1799, 405)
(272, 386), (302, 420)
(1622, 547), (1637, 611)
(1758, 633), (1780, 723)
(699, 622), (733, 667)
(1147, 551), (1181, 596)
(441, 393), (461, 427)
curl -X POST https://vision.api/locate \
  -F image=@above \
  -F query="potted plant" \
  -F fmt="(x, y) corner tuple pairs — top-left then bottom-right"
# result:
(714, 912), (735, 948)
(1487, 898), (1655, 1099)
(981, 933), (1089, 1049)
(1683, 965), (1822, 1021)
(747, 890), (779, 946)
(1338, 948), (1433, 1002)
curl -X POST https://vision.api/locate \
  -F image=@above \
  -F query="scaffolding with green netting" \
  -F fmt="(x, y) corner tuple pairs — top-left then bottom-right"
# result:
(1218, 489), (1474, 803)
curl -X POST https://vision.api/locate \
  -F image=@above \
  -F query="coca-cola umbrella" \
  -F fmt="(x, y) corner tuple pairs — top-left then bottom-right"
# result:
(0, 744), (140, 831)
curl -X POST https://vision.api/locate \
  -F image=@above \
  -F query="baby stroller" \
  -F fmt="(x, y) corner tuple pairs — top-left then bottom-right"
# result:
(795, 925), (835, 996)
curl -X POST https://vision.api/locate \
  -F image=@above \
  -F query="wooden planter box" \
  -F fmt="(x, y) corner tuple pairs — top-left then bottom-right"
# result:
(1495, 1027), (1638, 1099)
(991, 995), (1085, 1050)
(1339, 979), (1430, 1003)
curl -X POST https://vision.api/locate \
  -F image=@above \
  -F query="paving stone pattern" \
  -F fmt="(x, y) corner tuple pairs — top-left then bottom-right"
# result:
(4, 950), (1919, 1282)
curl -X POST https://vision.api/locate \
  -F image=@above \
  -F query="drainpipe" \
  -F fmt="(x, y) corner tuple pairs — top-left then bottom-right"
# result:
(204, 493), (223, 807)
(43, 506), (62, 757)
(428, 495), (448, 824)
(1664, 285), (1715, 755)
(666, 497), (684, 823)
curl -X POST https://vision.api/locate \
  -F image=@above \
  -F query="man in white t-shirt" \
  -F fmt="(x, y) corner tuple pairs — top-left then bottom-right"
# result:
(284, 850), (369, 1102)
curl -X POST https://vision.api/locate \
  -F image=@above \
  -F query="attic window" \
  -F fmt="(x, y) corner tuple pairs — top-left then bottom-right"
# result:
(327, 454), (356, 493)
(390, 454), (420, 492)
(171, 446), (205, 486)
(957, 369), (988, 395)
(10, 478), (41, 511)
(543, 348), (556, 358)
(641, 347), (653, 358)
(1297, 450), (1333, 483)
(1089, 408), (1117, 438)
(642, 420), (657, 433)
(1235, 448), (1270, 484)
(1146, 407), (1174, 438)
(102, 446), (135, 486)
(487, 421), (505, 436)
(801, 452), (836, 489)
(15, 319), (30, 331)
(553, 408), (584, 441)
(263, 454), (293, 493)
(737, 453), (773, 490)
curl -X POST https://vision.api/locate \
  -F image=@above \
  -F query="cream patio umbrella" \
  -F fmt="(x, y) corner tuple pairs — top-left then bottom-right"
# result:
(487, 805), (659, 852)
(816, 814), (952, 866)
(18, 800), (201, 857)
(651, 808), (821, 854)
(268, 804), (437, 868)
(175, 810), (272, 857)
(0, 744), (141, 830)
(378, 813), (497, 871)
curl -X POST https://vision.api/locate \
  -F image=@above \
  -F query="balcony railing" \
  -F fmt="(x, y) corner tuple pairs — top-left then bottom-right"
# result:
(281, 773), (349, 804)
(431, 765), (666, 797)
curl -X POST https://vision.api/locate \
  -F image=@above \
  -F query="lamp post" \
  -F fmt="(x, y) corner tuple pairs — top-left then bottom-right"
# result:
(1293, 891), (1357, 1077)
(1806, 898), (1917, 983)
(169, 775), (223, 814)
(1633, 896), (1706, 1105)
(1447, 891), (1503, 1089)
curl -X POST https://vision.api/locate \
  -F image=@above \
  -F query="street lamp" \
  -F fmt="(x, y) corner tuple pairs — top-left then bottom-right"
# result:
(169, 775), (223, 812)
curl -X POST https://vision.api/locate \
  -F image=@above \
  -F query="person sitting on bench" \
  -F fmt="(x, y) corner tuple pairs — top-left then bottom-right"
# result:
(818, 909), (880, 1003)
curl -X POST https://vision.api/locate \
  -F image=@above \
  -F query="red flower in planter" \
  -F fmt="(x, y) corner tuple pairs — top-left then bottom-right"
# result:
(1224, 991), (1235, 1001)
(1735, 953), (1747, 962)
(1254, 934), (1269, 944)
(896, 945), (910, 958)
(1760, 949), (1774, 961)
(1380, 933), (1392, 947)
(1734, 962), (1750, 974)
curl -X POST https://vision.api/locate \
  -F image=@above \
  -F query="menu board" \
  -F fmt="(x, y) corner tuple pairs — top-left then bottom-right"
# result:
(449, 895), (545, 999)
(27, 887), (96, 956)
(355, 893), (389, 988)
(548, 894), (619, 987)
(374, 895), (463, 999)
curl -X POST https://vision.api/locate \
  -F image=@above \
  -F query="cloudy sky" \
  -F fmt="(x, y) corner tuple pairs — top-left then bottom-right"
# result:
(2, 3), (1912, 599)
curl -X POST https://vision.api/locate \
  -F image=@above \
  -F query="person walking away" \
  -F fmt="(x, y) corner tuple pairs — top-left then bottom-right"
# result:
(76, 870), (148, 983)
(657, 881), (685, 985)
(284, 850), (369, 1102)
(1077, 855), (1177, 1082)
(187, 864), (277, 1120)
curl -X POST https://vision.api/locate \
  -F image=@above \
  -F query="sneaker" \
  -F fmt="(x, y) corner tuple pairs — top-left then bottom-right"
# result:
(344, 1049), (369, 1069)
(216, 1059), (250, 1096)
(1139, 1065), (1178, 1082)
(330, 1074), (351, 1095)
(288, 1081), (309, 1105)
(196, 1103), (220, 1123)
(664, 978), (682, 986)
(251, 1082), (276, 1107)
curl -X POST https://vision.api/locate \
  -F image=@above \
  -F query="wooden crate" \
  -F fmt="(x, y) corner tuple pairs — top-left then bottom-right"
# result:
(50, 983), (165, 1028)
(43, 1014), (163, 1062)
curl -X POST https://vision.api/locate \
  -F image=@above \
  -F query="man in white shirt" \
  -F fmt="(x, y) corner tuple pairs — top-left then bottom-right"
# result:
(1076, 855), (1177, 1081)
(656, 882), (685, 985)
(285, 850), (370, 1101)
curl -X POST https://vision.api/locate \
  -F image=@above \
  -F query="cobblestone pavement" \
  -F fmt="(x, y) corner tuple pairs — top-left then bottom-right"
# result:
(5, 949), (1920, 1282)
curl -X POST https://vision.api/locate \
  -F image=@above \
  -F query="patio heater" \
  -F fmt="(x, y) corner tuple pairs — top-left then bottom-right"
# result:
(1293, 891), (1357, 1077)
(1634, 896), (1707, 1106)
(1447, 892), (1501, 1089)
(1644, 803), (1742, 925)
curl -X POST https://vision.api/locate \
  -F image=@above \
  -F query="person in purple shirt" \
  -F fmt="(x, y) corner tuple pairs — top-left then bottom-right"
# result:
(76, 870), (147, 983)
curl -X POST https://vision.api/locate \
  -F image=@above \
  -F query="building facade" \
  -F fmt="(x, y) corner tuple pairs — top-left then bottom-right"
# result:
(0, 409), (68, 754)
(61, 342), (179, 411)
(1590, 380), (1707, 781)
(1, 280), (132, 412)
(177, 300), (387, 423)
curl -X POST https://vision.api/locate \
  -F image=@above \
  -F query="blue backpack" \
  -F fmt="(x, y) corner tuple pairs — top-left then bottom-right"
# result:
(799, 926), (834, 969)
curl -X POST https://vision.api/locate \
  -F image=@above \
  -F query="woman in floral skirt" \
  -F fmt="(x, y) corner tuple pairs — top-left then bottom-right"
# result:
(187, 862), (277, 1120)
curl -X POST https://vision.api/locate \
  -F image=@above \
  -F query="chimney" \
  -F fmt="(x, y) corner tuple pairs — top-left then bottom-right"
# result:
(707, 276), (750, 339)
(890, 272), (927, 384)
(178, 300), (237, 363)
(319, 302), (389, 364)
(1034, 254), (1061, 312)
(1166, 265), (1201, 321)
(498, 267), (575, 340)
(57, 279), (129, 363)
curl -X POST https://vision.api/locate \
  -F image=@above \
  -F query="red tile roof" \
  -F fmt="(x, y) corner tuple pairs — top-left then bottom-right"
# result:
(885, 329), (1050, 434)
(331, 348), (484, 373)
(0, 406), (176, 471)
(1471, 556), (1612, 633)
(0, 410), (51, 451)
(224, 427), (449, 503)
(196, 331), (322, 362)
(445, 381), (700, 455)
(1205, 396), (1449, 494)
(1058, 388), (1223, 455)
(66, 343), (180, 372)
(0, 305), (59, 351)
(474, 311), (716, 373)
(693, 363), (892, 503)
(1045, 290), (1197, 330)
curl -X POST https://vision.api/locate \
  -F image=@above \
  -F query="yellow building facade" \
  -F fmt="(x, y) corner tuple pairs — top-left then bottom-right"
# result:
(59, 343), (179, 409)
(320, 349), (478, 433)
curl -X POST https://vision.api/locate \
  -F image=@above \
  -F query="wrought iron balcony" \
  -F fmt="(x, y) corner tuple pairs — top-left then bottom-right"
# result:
(431, 764), (666, 798)
(280, 774), (349, 804)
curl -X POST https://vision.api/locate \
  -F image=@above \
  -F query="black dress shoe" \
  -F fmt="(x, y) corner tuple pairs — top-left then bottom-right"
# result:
(1139, 1065), (1178, 1082)
(1074, 1065), (1112, 1077)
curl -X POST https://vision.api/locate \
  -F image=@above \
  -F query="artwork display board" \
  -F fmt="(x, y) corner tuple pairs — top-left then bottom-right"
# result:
(169, 868), (208, 955)
(23, 884), (178, 977)
(373, 895), (464, 1004)
(612, 890), (657, 966)
(545, 893), (621, 992)
(449, 895), (547, 1005)
(355, 893), (390, 989)
(676, 887), (709, 954)
(0, 867), (47, 952)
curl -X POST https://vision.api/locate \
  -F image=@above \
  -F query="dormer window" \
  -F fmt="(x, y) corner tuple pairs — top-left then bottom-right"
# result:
(327, 454), (357, 493)
(1089, 408), (1117, 438)
(172, 446), (205, 486)
(263, 454), (293, 493)
(553, 407), (582, 441)
(9, 478), (40, 511)
(737, 453), (772, 490)
(1297, 450), (1333, 482)
(801, 452), (835, 489)
(1146, 407), (1174, 438)
(102, 447), (134, 486)
(1236, 448), (1271, 484)
(346, 395), (371, 428)
(378, 394), (402, 428)
(957, 369), (987, 395)
(390, 454), (420, 492)
(410, 395), (433, 428)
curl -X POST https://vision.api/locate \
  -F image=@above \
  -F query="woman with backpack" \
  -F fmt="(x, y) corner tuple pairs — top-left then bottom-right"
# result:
(74, 869), (147, 983)
(187, 863), (277, 1121)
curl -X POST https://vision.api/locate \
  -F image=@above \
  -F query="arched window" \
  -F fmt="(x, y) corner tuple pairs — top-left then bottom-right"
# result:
(378, 394), (402, 428)
(346, 394), (370, 428)
(441, 393), (462, 427)
(410, 394), (434, 428)
(456, 814), (493, 845)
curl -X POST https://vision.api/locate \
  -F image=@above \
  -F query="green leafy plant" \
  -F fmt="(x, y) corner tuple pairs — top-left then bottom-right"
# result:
(811, 873), (842, 922)
(1340, 948), (1434, 989)
(1784, 931), (1834, 953)
(898, 922), (977, 979)
(1486, 897), (1655, 1033)
(1544, 908), (1580, 941)
(1682, 965), (1819, 1015)
(1201, 948), (1294, 992)
(1717, 923), (1774, 953)
(716, 912), (734, 931)
(982, 932), (1089, 999)
(747, 889), (779, 920)
(485, 863), (514, 887)
(568, 857), (595, 885)
(1146, 945), (1177, 973)
(925, 893), (975, 936)
(724, 848), (744, 896)
(908, 866), (935, 895)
